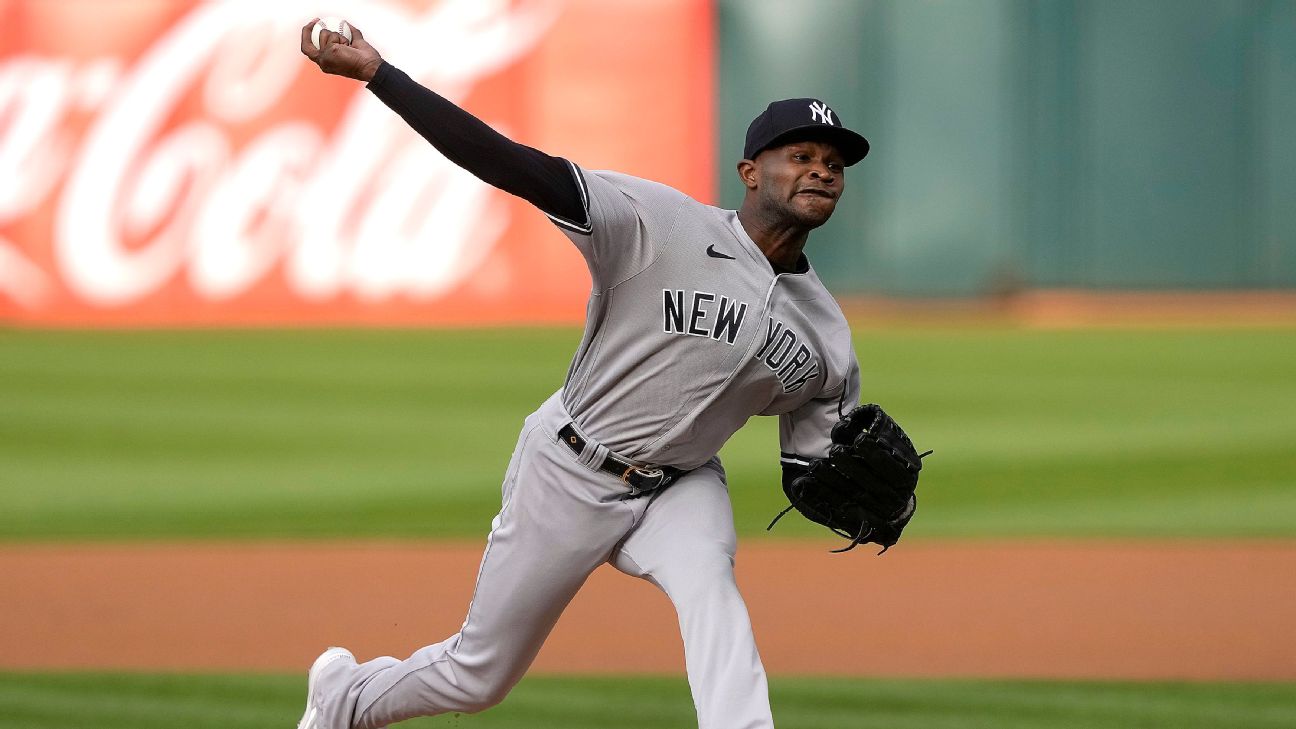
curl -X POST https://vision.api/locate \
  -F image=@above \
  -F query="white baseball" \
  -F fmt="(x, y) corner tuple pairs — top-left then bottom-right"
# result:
(311, 17), (353, 50)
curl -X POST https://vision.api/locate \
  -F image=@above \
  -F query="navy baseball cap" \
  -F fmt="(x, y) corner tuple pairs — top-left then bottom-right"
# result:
(743, 98), (870, 166)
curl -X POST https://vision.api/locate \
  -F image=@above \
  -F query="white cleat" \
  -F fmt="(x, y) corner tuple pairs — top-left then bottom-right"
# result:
(297, 647), (354, 729)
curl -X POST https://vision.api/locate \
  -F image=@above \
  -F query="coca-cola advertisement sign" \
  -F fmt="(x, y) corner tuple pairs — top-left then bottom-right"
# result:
(0, 0), (714, 325)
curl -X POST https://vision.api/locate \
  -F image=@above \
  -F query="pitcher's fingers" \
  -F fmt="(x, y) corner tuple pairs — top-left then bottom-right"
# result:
(320, 28), (350, 49)
(300, 18), (320, 58)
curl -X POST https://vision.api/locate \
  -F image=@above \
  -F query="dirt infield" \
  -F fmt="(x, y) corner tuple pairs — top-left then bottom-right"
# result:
(2, 540), (1292, 680)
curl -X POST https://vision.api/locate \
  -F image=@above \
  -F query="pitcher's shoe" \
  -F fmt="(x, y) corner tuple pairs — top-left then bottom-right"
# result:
(297, 647), (355, 729)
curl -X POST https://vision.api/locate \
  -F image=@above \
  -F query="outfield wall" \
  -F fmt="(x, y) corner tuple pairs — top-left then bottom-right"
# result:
(720, 0), (1296, 295)
(2, 0), (1292, 326)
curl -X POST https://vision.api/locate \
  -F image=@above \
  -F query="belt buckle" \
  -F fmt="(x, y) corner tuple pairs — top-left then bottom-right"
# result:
(621, 465), (665, 496)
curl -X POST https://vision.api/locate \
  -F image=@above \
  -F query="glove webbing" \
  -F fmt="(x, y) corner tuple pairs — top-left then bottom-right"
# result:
(765, 501), (881, 554)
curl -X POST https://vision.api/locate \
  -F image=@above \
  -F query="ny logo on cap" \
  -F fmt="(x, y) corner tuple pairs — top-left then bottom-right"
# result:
(809, 101), (835, 125)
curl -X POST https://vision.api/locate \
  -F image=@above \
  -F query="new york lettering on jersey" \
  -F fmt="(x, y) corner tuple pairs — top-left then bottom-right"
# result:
(661, 290), (750, 345)
(658, 292), (823, 394)
(754, 317), (820, 393)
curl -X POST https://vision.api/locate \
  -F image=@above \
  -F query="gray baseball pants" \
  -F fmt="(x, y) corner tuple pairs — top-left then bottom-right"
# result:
(327, 391), (774, 729)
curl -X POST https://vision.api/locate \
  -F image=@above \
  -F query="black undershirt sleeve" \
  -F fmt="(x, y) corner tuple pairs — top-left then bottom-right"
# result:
(365, 61), (587, 228)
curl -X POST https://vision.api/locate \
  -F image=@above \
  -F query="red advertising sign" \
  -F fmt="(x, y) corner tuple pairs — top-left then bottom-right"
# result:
(0, 0), (714, 325)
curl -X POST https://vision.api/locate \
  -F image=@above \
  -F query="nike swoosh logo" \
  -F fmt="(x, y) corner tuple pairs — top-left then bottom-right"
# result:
(706, 245), (736, 260)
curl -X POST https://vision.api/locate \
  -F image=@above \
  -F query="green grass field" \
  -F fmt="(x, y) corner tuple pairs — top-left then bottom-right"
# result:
(2, 327), (1294, 727)
(2, 672), (1293, 729)
(2, 326), (1294, 540)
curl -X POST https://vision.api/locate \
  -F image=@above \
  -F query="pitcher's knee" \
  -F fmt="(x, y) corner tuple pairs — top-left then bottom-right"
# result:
(426, 655), (523, 714)
(359, 654), (521, 721)
(460, 678), (514, 713)
(389, 675), (513, 717)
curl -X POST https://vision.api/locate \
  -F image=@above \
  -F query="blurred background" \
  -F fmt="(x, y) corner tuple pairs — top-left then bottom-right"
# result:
(724, 0), (1296, 295)
(5, 0), (1293, 324)
(1, 1), (1294, 728)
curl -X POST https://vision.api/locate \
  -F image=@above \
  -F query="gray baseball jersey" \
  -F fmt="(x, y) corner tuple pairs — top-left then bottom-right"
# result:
(298, 53), (871, 729)
(548, 162), (861, 471)
(301, 168), (861, 729)
(306, 168), (861, 729)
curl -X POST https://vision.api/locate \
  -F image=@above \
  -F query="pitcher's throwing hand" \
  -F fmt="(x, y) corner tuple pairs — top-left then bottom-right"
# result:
(299, 17), (382, 82)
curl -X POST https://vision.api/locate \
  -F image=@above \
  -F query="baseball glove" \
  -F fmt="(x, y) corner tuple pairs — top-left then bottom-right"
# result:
(769, 404), (931, 554)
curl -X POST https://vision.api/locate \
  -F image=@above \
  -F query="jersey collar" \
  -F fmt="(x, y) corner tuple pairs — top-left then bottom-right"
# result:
(727, 211), (812, 276)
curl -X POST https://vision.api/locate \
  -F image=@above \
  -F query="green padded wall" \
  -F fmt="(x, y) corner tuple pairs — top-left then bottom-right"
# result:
(718, 0), (1296, 294)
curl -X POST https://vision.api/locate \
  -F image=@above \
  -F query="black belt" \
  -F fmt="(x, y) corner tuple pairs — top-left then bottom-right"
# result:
(557, 423), (684, 497)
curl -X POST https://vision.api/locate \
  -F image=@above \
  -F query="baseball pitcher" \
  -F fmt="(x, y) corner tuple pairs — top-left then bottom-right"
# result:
(297, 18), (927, 729)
